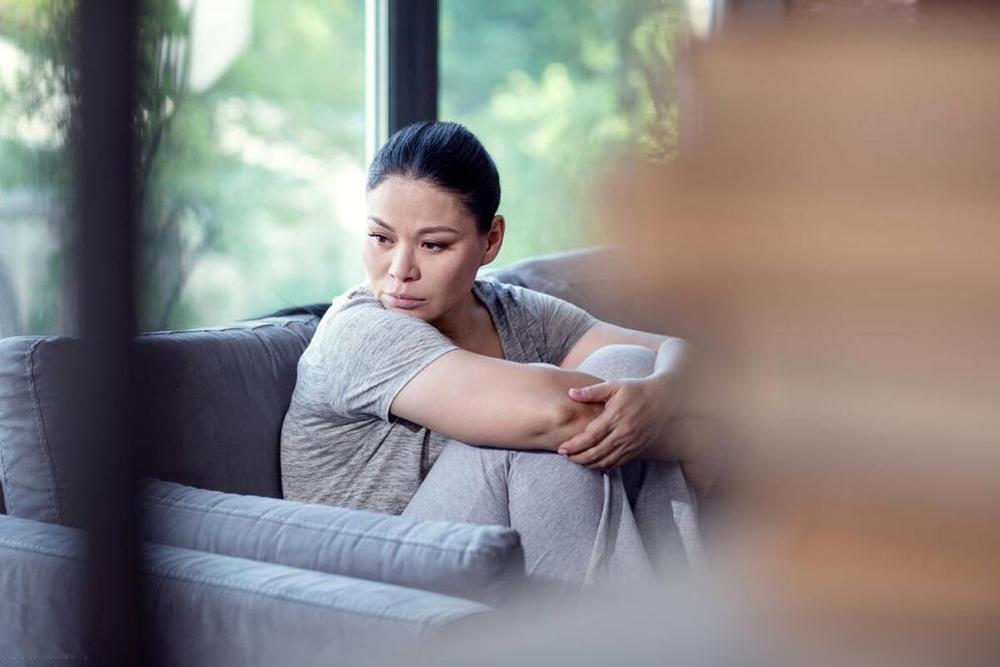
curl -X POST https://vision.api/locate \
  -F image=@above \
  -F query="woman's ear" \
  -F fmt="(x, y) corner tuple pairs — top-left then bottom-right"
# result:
(480, 215), (505, 266)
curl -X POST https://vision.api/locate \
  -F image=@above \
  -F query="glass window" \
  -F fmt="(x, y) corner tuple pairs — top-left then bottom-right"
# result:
(2, 0), (366, 333)
(3, 1), (709, 334)
(142, 0), (366, 330)
(0, 1), (75, 336)
(439, 0), (707, 266)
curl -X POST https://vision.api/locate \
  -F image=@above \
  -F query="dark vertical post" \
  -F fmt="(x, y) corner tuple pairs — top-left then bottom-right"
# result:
(388, 0), (439, 132)
(75, 0), (142, 662)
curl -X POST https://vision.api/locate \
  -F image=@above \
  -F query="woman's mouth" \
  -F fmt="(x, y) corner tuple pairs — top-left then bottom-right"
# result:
(384, 292), (426, 309)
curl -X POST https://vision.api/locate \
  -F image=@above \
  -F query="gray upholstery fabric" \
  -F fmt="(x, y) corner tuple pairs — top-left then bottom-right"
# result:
(134, 316), (317, 499)
(0, 317), (317, 525)
(0, 337), (81, 525)
(0, 246), (671, 522)
(142, 479), (525, 607)
(485, 245), (672, 333)
(0, 514), (86, 660)
(0, 514), (490, 666)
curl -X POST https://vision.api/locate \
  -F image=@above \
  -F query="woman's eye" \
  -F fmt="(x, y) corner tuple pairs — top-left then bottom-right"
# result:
(368, 232), (390, 244)
(423, 241), (447, 251)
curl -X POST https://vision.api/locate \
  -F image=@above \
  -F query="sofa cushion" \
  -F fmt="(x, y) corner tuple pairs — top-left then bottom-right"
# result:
(142, 479), (525, 607)
(0, 316), (317, 525)
(0, 337), (83, 525)
(485, 245), (671, 333)
(0, 514), (490, 666)
(0, 246), (663, 522)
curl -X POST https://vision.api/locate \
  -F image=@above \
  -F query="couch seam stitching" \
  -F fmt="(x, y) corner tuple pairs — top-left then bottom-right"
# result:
(0, 535), (80, 560)
(26, 339), (63, 524)
(135, 318), (318, 339)
(0, 415), (11, 514)
(141, 565), (481, 624)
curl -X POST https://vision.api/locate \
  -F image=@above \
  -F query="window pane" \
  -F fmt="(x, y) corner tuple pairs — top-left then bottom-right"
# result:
(0, 2), (75, 336)
(439, 0), (705, 266)
(142, 0), (365, 330)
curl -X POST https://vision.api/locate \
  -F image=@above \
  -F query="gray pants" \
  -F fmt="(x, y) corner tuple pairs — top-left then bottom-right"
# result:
(402, 344), (702, 589)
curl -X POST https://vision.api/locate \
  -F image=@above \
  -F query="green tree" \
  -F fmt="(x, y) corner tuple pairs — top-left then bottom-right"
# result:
(440, 0), (688, 266)
(2, 0), (687, 334)
(1, 0), (366, 331)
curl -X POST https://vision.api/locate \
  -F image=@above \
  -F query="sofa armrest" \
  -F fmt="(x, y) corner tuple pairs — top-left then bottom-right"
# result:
(0, 514), (490, 666)
(141, 479), (525, 607)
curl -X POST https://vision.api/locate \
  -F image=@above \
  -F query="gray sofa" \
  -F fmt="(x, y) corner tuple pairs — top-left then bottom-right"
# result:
(0, 247), (659, 665)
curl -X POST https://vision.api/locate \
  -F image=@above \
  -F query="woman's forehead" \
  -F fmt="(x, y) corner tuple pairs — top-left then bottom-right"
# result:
(367, 176), (475, 231)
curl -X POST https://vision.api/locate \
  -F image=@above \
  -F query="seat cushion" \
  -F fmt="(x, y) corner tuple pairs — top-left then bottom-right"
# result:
(0, 514), (490, 666)
(0, 316), (317, 525)
(142, 479), (525, 607)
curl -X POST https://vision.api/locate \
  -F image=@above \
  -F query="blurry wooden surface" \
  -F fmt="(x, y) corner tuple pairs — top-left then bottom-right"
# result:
(595, 12), (1000, 648)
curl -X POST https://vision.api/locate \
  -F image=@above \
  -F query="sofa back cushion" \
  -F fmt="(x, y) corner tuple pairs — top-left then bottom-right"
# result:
(0, 316), (316, 525)
(485, 245), (672, 333)
(0, 245), (666, 522)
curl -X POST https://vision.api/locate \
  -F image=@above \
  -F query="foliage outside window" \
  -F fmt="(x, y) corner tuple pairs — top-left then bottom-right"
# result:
(1, 0), (695, 334)
(1, 0), (365, 333)
(440, 0), (694, 267)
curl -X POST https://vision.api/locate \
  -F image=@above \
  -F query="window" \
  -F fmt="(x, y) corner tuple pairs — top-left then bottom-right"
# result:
(2, 0), (715, 334)
(0, 2), (75, 336)
(144, 0), (367, 329)
(439, 0), (711, 266)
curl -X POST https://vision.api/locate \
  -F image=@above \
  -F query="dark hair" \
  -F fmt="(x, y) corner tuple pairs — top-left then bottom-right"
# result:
(367, 121), (501, 234)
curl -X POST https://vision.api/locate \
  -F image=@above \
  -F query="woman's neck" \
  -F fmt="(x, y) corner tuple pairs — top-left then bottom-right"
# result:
(431, 288), (494, 352)
(429, 288), (475, 338)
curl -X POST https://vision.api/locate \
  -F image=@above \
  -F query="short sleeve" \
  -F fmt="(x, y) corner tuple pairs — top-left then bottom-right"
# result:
(303, 296), (459, 421)
(504, 283), (598, 365)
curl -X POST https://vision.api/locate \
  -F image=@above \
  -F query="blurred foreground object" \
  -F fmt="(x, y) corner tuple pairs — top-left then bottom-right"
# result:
(601, 8), (1000, 660)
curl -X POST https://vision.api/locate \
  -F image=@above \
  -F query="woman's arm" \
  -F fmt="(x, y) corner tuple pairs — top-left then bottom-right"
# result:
(390, 350), (605, 451)
(557, 321), (720, 498)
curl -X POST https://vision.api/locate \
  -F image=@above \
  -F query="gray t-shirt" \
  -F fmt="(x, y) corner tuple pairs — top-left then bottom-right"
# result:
(279, 277), (598, 515)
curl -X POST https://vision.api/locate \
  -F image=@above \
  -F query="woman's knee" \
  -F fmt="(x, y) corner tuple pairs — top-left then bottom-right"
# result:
(435, 439), (510, 468)
(507, 449), (609, 497)
(575, 344), (655, 381)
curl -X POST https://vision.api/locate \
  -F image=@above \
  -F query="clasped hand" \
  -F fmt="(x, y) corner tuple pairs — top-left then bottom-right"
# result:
(556, 377), (681, 471)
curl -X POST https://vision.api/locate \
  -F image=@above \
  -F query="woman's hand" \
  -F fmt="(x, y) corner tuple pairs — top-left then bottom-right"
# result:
(556, 377), (682, 471)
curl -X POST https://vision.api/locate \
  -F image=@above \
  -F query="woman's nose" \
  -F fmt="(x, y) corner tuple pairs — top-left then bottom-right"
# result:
(388, 247), (419, 282)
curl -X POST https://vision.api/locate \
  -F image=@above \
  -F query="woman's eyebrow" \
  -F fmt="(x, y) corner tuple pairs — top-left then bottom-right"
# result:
(418, 226), (460, 235)
(368, 216), (394, 231)
(368, 216), (459, 235)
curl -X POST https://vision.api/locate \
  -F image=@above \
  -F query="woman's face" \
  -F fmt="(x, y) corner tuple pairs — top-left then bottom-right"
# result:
(363, 175), (500, 324)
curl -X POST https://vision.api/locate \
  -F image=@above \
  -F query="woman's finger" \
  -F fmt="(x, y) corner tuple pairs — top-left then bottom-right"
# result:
(588, 445), (633, 471)
(561, 424), (610, 458)
(557, 426), (589, 455)
(559, 415), (614, 455)
(558, 389), (636, 454)
(568, 382), (617, 404)
(569, 432), (619, 465)
(585, 441), (622, 470)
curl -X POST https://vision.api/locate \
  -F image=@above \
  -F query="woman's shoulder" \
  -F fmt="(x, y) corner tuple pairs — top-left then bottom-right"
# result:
(310, 281), (450, 354)
(306, 283), (385, 353)
(474, 275), (534, 304)
(475, 275), (575, 313)
(328, 282), (379, 316)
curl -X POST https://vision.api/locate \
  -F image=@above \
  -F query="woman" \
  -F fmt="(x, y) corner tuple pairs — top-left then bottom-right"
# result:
(280, 121), (718, 589)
